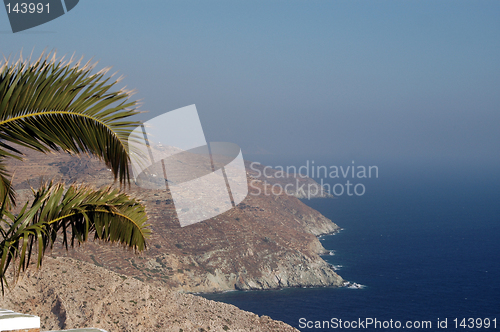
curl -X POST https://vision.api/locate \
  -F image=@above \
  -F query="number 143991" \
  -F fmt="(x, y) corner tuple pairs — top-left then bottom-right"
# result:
(453, 318), (496, 329)
(6, 3), (49, 14)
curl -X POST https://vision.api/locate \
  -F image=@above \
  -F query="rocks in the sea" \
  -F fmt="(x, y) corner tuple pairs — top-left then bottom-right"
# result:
(342, 281), (366, 289)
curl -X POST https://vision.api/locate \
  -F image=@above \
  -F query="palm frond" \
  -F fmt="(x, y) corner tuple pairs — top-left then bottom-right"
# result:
(0, 51), (143, 201)
(0, 181), (150, 293)
(0, 156), (15, 209)
(0, 52), (151, 294)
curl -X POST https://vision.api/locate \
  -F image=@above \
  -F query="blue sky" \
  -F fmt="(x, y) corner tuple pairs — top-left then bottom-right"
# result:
(1, 0), (499, 168)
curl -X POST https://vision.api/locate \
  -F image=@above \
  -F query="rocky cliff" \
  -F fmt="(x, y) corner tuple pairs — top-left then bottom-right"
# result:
(8, 149), (343, 294)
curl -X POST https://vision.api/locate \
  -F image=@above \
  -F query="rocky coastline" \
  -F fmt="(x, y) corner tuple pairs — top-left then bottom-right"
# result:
(4, 150), (346, 330)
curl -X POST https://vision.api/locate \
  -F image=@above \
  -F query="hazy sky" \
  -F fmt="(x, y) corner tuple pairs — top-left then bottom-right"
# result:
(1, 0), (499, 168)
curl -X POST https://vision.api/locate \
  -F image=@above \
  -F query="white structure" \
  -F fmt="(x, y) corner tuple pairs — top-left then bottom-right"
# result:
(0, 308), (40, 331)
(0, 308), (107, 332)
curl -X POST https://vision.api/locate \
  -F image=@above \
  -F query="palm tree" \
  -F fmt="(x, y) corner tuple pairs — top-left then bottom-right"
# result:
(0, 51), (150, 293)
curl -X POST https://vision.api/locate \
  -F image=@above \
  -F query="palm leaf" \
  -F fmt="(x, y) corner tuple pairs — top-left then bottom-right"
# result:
(0, 181), (150, 293)
(0, 51), (144, 207)
(0, 51), (152, 294)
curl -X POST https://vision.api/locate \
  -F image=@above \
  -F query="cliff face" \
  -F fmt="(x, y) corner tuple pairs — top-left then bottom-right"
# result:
(8, 149), (343, 293)
(0, 257), (298, 331)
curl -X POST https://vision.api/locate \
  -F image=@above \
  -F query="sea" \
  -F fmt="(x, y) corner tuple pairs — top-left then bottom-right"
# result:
(203, 161), (500, 331)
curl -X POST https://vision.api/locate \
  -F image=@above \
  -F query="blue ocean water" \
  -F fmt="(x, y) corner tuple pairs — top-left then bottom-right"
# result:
(203, 167), (500, 331)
